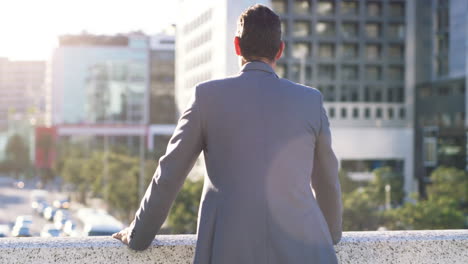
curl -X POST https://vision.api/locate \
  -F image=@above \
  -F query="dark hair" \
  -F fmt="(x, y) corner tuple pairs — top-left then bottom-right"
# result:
(236, 4), (282, 62)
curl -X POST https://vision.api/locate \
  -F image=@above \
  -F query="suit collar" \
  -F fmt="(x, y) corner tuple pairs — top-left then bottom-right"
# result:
(240, 61), (278, 77)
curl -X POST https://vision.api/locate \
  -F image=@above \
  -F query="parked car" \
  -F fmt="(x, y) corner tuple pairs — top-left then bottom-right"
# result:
(35, 201), (49, 216)
(53, 210), (70, 230)
(0, 225), (9, 237)
(43, 207), (57, 222)
(11, 225), (31, 237)
(53, 199), (70, 210)
(40, 224), (61, 237)
(15, 215), (33, 227)
(83, 224), (121, 237)
(63, 220), (77, 236)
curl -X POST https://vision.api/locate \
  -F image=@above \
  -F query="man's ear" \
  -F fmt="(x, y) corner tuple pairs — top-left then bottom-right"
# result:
(275, 41), (285, 61)
(234, 37), (242, 56)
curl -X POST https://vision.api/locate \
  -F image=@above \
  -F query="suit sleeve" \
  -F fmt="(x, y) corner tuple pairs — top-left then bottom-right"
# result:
(310, 93), (342, 245)
(128, 86), (204, 251)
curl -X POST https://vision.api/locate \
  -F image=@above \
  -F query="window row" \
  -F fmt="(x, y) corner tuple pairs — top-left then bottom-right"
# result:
(185, 50), (212, 71)
(185, 30), (212, 52)
(328, 106), (406, 120)
(319, 85), (405, 103)
(272, 0), (405, 17)
(276, 64), (405, 82)
(287, 42), (404, 60)
(183, 8), (213, 34)
(285, 21), (405, 39)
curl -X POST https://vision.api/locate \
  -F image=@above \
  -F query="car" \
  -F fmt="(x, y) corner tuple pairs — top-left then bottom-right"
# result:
(11, 225), (31, 237)
(35, 201), (49, 216)
(0, 225), (9, 237)
(15, 215), (33, 227)
(40, 224), (61, 237)
(63, 220), (77, 236)
(83, 224), (121, 236)
(53, 210), (70, 230)
(53, 199), (70, 210)
(43, 207), (57, 222)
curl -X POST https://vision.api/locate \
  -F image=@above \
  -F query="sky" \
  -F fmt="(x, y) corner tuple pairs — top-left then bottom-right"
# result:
(0, 0), (178, 60)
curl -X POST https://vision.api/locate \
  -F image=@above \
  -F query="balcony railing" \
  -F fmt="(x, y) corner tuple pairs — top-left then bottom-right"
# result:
(0, 230), (467, 263)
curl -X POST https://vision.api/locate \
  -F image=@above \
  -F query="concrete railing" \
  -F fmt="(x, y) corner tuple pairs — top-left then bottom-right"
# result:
(0, 230), (467, 263)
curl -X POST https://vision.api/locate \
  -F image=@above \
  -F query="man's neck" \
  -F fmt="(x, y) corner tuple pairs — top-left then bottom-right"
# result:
(241, 57), (276, 68)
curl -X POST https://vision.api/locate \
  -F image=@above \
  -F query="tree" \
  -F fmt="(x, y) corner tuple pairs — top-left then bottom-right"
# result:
(167, 179), (203, 234)
(5, 134), (30, 179)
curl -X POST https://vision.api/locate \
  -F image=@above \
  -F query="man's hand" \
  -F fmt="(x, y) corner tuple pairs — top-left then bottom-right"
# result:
(112, 227), (131, 245)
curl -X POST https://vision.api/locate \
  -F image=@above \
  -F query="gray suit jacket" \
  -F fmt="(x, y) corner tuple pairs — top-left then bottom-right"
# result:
(128, 61), (342, 264)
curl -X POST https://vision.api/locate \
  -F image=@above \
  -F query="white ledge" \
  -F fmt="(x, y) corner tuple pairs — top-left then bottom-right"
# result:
(0, 230), (467, 263)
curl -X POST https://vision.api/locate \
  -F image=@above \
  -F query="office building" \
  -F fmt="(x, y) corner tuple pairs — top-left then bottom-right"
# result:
(46, 33), (150, 154)
(0, 58), (45, 130)
(176, 0), (416, 194)
(414, 0), (468, 197)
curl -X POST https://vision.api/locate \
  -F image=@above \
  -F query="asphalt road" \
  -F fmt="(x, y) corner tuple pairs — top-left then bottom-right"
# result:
(0, 176), (68, 236)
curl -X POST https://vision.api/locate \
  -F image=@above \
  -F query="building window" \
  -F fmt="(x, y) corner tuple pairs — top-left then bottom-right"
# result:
(399, 108), (406, 119)
(293, 21), (311, 37)
(318, 64), (335, 80)
(294, 0), (311, 14)
(367, 2), (381, 16)
(365, 23), (381, 38)
(318, 1), (334, 15)
(388, 66), (404, 81)
(365, 44), (381, 60)
(292, 42), (311, 58)
(376, 108), (382, 118)
(364, 108), (371, 119)
(388, 23), (405, 39)
(316, 21), (335, 36)
(271, 0), (287, 14)
(329, 107), (335, 118)
(396, 87), (404, 102)
(352, 108), (359, 118)
(342, 22), (358, 38)
(388, 45), (404, 60)
(387, 87), (394, 102)
(340, 1), (359, 16)
(388, 108), (394, 119)
(389, 2), (405, 17)
(374, 88), (382, 102)
(341, 108), (347, 118)
(366, 66), (382, 81)
(341, 65), (358, 80)
(318, 43), (335, 59)
(320, 85), (335, 101)
(342, 43), (358, 59)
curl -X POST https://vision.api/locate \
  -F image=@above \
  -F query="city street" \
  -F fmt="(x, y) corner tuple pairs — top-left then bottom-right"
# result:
(0, 175), (68, 236)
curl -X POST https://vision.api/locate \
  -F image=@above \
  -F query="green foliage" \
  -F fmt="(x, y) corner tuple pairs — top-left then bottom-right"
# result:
(340, 167), (404, 231)
(427, 166), (467, 212)
(167, 179), (203, 234)
(342, 188), (380, 231)
(370, 167), (405, 206)
(340, 165), (467, 231)
(5, 134), (30, 179)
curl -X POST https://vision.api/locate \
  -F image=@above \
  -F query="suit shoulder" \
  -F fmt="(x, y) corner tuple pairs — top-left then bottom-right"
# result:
(278, 78), (322, 99)
(195, 75), (241, 90)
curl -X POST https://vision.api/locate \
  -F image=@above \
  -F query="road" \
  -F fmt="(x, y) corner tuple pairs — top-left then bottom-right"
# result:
(0, 176), (68, 236)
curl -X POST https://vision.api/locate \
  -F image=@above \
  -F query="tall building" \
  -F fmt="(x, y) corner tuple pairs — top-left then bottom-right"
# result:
(0, 58), (45, 130)
(176, 0), (417, 194)
(47, 33), (150, 154)
(414, 0), (468, 197)
(150, 30), (176, 124)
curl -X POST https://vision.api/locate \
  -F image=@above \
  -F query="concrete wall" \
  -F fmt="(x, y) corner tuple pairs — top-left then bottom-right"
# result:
(0, 230), (467, 264)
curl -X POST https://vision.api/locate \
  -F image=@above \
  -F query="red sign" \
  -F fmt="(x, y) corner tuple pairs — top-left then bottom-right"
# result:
(35, 127), (57, 169)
